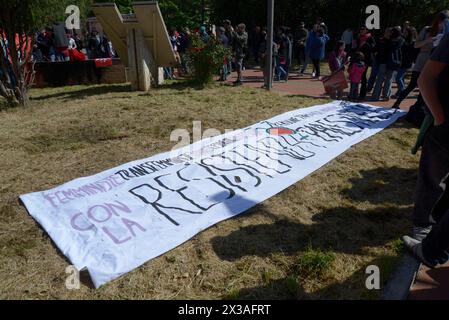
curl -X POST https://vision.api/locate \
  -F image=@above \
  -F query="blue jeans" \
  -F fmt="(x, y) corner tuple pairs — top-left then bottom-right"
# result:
(220, 64), (228, 81)
(274, 56), (288, 80)
(164, 67), (173, 80)
(349, 82), (360, 99)
(373, 64), (397, 100)
(395, 68), (407, 94)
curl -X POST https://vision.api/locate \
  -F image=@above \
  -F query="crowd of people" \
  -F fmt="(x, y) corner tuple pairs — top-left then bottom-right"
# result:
(31, 22), (117, 63)
(2, 7), (449, 274)
(164, 12), (448, 111)
(165, 11), (449, 271)
(164, 17), (330, 85)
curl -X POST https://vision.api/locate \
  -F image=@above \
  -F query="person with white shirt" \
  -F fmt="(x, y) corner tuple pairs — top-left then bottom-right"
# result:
(341, 27), (354, 53)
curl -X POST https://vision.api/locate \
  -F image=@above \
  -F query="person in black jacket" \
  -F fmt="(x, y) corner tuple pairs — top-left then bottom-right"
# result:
(371, 28), (391, 100)
(403, 33), (449, 268)
(232, 23), (248, 86)
(372, 27), (404, 101)
(392, 26), (417, 99)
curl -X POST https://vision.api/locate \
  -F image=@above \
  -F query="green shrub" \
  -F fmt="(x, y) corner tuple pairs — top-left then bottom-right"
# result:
(185, 35), (231, 85)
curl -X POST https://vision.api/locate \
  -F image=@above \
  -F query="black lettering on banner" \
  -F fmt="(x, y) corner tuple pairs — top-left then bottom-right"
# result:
(128, 104), (397, 226)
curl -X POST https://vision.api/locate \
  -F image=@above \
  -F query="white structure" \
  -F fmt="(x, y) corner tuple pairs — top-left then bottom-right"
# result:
(92, 1), (177, 90)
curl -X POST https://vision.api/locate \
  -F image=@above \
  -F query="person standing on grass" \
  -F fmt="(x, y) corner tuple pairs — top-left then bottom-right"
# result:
(273, 29), (286, 81)
(355, 26), (376, 100)
(327, 41), (348, 99)
(295, 22), (309, 74)
(372, 27), (404, 101)
(328, 40), (347, 73)
(223, 20), (234, 76)
(309, 25), (329, 79)
(403, 33), (449, 268)
(341, 27), (354, 54)
(392, 26), (417, 99)
(393, 11), (448, 109)
(275, 27), (292, 82)
(217, 27), (230, 82)
(250, 26), (262, 66)
(371, 28), (391, 100)
(348, 52), (366, 101)
(259, 30), (268, 86)
(232, 23), (248, 86)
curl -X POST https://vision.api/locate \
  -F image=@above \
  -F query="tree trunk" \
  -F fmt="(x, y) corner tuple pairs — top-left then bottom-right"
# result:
(0, 34), (35, 108)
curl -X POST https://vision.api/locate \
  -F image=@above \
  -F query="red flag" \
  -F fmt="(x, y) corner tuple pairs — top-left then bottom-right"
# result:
(69, 49), (86, 62)
(94, 58), (113, 68)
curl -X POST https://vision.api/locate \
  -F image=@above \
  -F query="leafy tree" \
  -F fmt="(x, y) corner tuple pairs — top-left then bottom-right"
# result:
(0, 0), (91, 107)
(211, 0), (448, 36)
(184, 35), (231, 84)
(95, 0), (212, 29)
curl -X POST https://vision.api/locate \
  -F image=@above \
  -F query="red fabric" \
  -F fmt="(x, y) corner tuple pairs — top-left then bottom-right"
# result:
(322, 69), (349, 93)
(348, 63), (367, 84)
(358, 33), (372, 49)
(69, 48), (86, 61)
(94, 58), (113, 68)
(268, 127), (295, 136)
(1, 31), (32, 63)
(56, 47), (69, 59)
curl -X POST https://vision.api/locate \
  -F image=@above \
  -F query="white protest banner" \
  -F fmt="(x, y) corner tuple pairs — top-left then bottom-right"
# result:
(20, 102), (405, 288)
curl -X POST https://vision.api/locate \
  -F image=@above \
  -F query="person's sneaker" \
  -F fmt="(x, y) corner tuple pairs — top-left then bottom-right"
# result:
(233, 81), (243, 86)
(412, 226), (432, 242)
(402, 236), (437, 268)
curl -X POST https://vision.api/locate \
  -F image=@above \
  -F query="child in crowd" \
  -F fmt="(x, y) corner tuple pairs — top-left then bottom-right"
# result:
(348, 51), (367, 101)
(328, 41), (347, 73)
(326, 41), (347, 99)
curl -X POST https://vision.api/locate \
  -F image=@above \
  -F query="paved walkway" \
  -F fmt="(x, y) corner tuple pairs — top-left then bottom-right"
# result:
(226, 67), (449, 300)
(409, 262), (449, 300)
(225, 68), (416, 110)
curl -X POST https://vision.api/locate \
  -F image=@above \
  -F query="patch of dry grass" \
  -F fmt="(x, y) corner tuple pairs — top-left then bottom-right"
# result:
(0, 82), (420, 299)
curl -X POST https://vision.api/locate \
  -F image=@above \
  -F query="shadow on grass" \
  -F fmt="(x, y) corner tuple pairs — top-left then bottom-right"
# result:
(30, 79), (215, 102)
(155, 79), (212, 91)
(235, 255), (402, 299)
(30, 84), (133, 102)
(211, 193), (409, 299)
(211, 164), (416, 298)
(211, 205), (409, 262)
(342, 167), (417, 206)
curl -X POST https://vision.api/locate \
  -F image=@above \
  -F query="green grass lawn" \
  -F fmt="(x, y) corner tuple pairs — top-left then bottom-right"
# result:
(0, 82), (420, 299)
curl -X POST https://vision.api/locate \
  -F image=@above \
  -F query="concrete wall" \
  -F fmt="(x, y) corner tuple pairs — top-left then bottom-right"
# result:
(33, 59), (127, 88)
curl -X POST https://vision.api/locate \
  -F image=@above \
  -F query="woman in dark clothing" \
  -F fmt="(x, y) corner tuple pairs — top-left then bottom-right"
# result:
(355, 26), (376, 100)
(372, 28), (392, 100)
(393, 26), (417, 98)
(308, 25), (330, 79)
(393, 12), (448, 109)
(373, 27), (404, 101)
